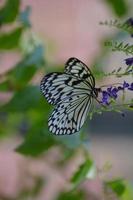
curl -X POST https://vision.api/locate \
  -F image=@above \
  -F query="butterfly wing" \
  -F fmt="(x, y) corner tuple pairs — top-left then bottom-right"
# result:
(40, 72), (67, 105)
(65, 57), (95, 87)
(48, 93), (92, 135)
(40, 72), (93, 105)
(40, 57), (95, 135)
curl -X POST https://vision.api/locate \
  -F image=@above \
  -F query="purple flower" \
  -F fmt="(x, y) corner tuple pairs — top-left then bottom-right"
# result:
(117, 86), (124, 90)
(101, 87), (118, 105)
(125, 57), (133, 66)
(107, 87), (118, 99)
(100, 81), (133, 105)
(110, 88), (118, 98)
(123, 81), (129, 88)
(101, 91), (109, 105)
(126, 18), (133, 26)
(126, 18), (133, 37)
(107, 87), (112, 94)
(128, 82), (133, 90)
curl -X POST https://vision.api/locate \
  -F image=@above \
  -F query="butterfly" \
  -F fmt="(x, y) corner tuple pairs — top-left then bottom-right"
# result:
(40, 57), (99, 135)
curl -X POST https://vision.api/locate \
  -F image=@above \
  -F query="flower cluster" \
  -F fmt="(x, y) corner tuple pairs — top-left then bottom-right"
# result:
(100, 81), (133, 105)
(92, 18), (133, 119)
(126, 17), (133, 37)
(126, 17), (133, 27)
(125, 57), (133, 66)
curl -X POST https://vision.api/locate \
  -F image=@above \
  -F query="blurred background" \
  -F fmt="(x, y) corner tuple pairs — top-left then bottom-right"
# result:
(0, 0), (133, 199)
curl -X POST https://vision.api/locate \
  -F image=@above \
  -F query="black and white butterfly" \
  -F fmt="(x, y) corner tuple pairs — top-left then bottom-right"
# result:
(40, 57), (99, 135)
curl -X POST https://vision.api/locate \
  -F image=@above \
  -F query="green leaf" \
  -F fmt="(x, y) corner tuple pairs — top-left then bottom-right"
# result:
(57, 190), (85, 200)
(16, 126), (56, 156)
(19, 6), (31, 28)
(0, 0), (20, 25)
(105, 179), (126, 197)
(0, 112), (24, 137)
(8, 45), (44, 88)
(1, 84), (57, 156)
(16, 107), (57, 156)
(122, 182), (133, 200)
(0, 80), (10, 91)
(56, 134), (82, 149)
(105, 0), (128, 17)
(0, 27), (23, 50)
(71, 158), (94, 186)
(92, 65), (105, 80)
(1, 86), (46, 112)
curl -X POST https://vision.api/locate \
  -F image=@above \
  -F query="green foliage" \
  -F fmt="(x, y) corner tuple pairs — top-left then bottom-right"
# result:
(105, 0), (128, 17)
(105, 179), (126, 197)
(104, 63), (133, 77)
(19, 6), (31, 28)
(0, 112), (24, 137)
(0, 27), (23, 50)
(104, 41), (133, 56)
(0, 80), (10, 92)
(0, 0), (133, 198)
(95, 18), (133, 116)
(1, 86), (41, 112)
(122, 183), (133, 200)
(57, 133), (83, 149)
(100, 19), (133, 35)
(57, 190), (85, 200)
(1, 45), (44, 90)
(16, 126), (56, 156)
(71, 158), (94, 187)
(16, 177), (44, 199)
(0, 0), (51, 157)
(0, 0), (20, 25)
(9, 45), (44, 86)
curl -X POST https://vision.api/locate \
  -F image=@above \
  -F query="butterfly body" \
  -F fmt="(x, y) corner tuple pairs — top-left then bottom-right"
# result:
(40, 58), (98, 135)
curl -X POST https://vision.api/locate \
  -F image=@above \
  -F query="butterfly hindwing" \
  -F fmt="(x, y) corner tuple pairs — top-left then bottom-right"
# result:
(48, 94), (92, 135)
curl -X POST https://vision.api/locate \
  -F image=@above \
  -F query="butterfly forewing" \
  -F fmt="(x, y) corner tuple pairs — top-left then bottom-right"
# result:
(65, 57), (95, 88)
(40, 72), (93, 105)
(40, 73), (74, 105)
(40, 57), (96, 135)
